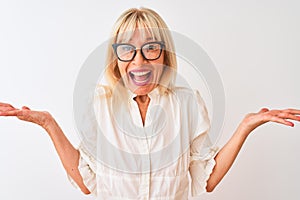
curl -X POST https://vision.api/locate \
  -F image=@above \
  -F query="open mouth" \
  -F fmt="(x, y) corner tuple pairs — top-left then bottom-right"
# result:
(129, 70), (152, 86)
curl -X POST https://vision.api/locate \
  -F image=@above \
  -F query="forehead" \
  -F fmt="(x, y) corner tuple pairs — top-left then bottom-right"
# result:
(116, 27), (162, 44)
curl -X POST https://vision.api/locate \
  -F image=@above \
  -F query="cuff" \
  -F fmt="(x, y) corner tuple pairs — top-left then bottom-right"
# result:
(67, 149), (97, 196)
(189, 147), (218, 196)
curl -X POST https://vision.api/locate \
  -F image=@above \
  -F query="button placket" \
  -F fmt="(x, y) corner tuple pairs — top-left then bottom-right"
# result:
(138, 127), (151, 200)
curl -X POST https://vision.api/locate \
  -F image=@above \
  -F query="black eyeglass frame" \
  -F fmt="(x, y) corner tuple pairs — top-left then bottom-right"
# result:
(112, 41), (165, 62)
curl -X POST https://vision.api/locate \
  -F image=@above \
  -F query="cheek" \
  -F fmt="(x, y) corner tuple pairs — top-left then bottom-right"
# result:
(154, 54), (165, 73)
(158, 52), (165, 67)
(117, 61), (127, 76)
(156, 65), (165, 79)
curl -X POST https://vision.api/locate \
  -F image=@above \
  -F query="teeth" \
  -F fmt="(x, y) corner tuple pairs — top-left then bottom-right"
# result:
(130, 70), (151, 76)
(134, 79), (148, 83)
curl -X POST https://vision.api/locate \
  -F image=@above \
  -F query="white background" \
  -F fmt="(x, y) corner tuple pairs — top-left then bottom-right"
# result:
(0, 0), (299, 199)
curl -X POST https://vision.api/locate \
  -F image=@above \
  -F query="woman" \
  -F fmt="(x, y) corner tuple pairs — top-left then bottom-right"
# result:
(0, 7), (299, 200)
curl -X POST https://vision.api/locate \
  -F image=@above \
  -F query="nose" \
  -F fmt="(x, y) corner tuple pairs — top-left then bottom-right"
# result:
(132, 49), (146, 65)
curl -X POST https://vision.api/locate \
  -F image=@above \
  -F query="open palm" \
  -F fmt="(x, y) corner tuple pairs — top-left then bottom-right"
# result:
(0, 102), (50, 127)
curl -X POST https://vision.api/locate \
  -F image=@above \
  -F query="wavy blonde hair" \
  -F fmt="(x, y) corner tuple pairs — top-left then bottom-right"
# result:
(105, 7), (177, 94)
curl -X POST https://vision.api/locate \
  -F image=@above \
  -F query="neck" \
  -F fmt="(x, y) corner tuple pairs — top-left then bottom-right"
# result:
(134, 95), (150, 104)
(134, 94), (150, 126)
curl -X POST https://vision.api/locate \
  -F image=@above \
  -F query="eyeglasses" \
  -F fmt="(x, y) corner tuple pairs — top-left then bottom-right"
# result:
(112, 41), (165, 62)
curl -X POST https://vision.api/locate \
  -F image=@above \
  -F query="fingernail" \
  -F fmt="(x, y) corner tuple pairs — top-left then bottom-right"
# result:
(291, 123), (294, 127)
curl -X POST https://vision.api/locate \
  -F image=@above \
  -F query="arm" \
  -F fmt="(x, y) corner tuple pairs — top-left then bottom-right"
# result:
(0, 103), (90, 194)
(206, 108), (300, 192)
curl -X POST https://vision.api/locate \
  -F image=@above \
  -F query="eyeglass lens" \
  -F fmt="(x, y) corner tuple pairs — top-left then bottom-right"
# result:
(115, 42), (163, 61)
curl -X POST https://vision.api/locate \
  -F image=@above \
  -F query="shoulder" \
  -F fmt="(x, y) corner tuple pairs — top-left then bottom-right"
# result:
(94, 84), (112, 99)
(93, 85), (113, 110)
(168, 87), (207, 115)
(172, 87), (194, 95)
(171, 87), (204, 103)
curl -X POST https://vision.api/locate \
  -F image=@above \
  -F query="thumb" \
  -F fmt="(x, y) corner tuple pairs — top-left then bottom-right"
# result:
(259, 108), (269, 113)
(22, 106), (31, 110)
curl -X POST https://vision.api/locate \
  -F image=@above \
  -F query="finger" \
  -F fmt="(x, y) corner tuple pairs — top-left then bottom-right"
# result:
(0, 107), (16, 112)
(283, 109), (300, 115)
(269, 116), (294, 127)
(0, 102), (15, 108)
(277, 112), (300, 121)
(0, 109), (22, 117)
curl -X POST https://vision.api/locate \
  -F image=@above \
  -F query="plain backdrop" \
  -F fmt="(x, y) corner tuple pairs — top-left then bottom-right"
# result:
(0, 0), (299, 200)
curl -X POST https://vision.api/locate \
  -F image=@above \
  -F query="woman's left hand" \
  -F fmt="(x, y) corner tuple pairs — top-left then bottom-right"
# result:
(240, 108), (300, 134)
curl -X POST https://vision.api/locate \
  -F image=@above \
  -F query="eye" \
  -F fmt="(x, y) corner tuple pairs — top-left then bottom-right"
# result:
(149, 45), (157, 50)
(121, 45), (134, 52)
(144, 43), (160, 51)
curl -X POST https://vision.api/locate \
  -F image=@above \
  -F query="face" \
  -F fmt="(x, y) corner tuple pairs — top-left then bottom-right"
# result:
(116, 30), (164, 96)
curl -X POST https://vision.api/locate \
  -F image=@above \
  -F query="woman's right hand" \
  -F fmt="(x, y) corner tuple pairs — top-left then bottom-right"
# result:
(0, 102), (52, 129)
(0, 102), (90, 194)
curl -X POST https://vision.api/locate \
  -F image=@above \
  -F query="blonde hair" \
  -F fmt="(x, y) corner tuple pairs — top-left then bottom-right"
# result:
(105, 7), (177, 94)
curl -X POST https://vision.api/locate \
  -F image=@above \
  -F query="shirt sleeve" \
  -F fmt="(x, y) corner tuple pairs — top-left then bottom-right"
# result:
(67, 145), (97, 196)
(68, 85), (108, 195)
(189, 90), (219, 196)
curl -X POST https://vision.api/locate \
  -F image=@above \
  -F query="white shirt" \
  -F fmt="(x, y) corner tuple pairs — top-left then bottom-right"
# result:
(69, 85), (218, 200)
